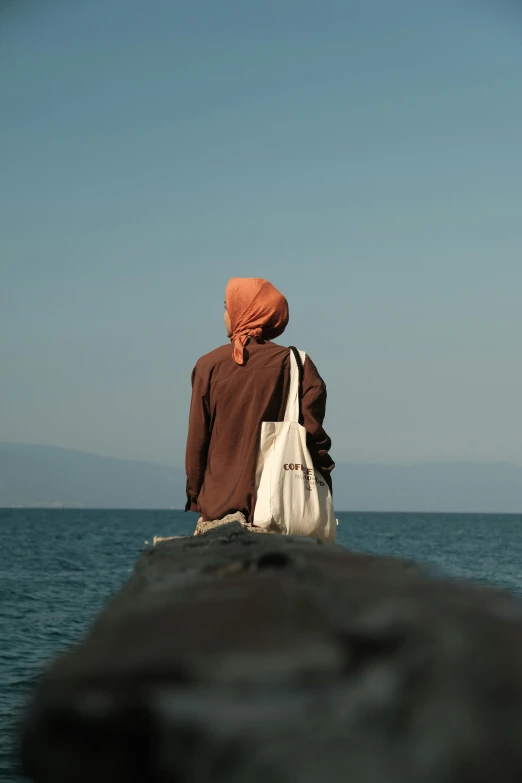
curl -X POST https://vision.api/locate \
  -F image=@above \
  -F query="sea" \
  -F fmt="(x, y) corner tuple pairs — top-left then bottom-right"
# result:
(1, 508), (521, 782)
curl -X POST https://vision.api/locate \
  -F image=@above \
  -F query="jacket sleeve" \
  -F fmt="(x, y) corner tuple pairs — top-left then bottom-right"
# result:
(185, 365), (211, 512)
(301, 355), (335, 492)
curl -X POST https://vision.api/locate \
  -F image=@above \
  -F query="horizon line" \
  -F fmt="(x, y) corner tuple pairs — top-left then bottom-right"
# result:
(1, 506), (521, 516)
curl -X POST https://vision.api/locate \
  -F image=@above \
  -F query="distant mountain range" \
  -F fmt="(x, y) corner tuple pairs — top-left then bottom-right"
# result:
(1, 442), (521, 513)
(0, 442), (185, 510)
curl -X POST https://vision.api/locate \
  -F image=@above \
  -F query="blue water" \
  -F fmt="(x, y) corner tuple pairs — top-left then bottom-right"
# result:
(1, 509), (521, 781)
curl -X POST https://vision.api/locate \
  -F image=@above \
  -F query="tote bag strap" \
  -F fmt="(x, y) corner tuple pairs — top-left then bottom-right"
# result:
(289, 345), (304, 385)
(284, 346), (306, 422)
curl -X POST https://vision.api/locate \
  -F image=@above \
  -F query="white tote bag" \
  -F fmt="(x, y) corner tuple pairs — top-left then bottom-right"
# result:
(252, 347), (336, 542)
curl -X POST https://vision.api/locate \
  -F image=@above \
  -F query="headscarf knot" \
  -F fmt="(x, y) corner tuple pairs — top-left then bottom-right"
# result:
(225, 278), (289, 365)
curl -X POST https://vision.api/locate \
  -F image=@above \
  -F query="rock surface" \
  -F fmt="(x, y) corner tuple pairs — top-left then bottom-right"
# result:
(20, 519), (522, 783)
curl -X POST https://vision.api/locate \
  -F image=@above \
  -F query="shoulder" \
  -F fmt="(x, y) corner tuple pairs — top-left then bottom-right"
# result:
(302, 353), (326, 389)
(193, 344), (232, 377)
(287, 348), (320, 374)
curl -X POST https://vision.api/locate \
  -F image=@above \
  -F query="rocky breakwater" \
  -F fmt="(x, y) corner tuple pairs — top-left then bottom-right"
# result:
(20, 514), (522, 783)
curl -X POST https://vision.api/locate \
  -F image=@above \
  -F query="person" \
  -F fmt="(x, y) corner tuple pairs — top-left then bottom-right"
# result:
(185, 277), (334, 526)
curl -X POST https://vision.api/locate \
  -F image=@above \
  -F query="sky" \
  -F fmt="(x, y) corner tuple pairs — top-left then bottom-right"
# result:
(1, 0), (522, 469)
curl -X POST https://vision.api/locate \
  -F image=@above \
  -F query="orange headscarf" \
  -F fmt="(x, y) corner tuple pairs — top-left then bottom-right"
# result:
(226, 277), (289, 365)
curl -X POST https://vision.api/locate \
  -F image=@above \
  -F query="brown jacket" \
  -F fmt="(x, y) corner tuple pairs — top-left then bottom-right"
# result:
(185, 338), (334, 523)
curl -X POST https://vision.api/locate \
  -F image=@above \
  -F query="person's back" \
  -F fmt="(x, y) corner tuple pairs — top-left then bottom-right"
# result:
(185, 278), (334, 525)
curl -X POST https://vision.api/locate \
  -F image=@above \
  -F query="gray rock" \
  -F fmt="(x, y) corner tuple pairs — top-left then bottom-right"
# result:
(20, 519), (522, 783)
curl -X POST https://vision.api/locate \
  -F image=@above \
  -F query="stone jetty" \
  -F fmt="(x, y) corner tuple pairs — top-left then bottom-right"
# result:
(20, 514), (522, 782)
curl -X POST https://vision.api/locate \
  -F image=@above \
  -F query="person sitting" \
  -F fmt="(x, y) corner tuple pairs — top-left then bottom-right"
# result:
(185, 277), (334, 527)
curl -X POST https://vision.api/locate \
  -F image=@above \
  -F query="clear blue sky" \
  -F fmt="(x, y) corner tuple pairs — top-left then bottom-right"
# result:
(1, 0), (521, 468)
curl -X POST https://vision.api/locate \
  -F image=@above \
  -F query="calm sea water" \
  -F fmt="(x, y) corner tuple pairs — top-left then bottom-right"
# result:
(1, 508), (521, 781)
